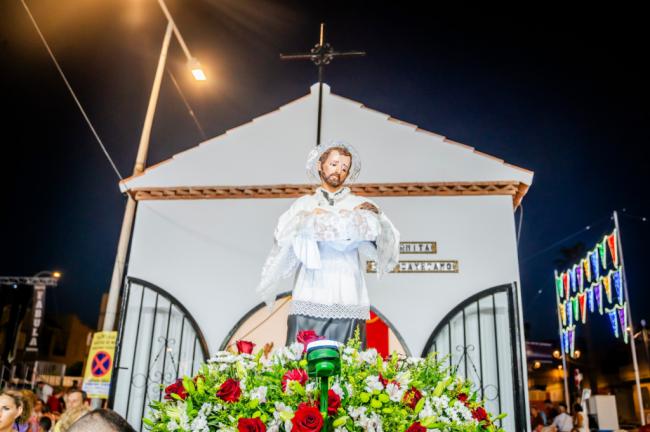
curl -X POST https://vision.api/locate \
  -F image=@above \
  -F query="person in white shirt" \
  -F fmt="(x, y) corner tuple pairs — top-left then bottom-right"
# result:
(573, 403), (589, 432)
(551, 403), (574, 432)
(257, 141), (399, 346)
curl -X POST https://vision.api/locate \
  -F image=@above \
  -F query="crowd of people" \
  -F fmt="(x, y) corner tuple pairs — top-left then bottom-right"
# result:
(0, 382), (135, 432)
(531, 400), (589, 432)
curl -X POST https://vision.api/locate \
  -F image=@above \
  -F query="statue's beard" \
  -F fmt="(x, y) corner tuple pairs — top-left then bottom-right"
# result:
(321, 172), (345, 188)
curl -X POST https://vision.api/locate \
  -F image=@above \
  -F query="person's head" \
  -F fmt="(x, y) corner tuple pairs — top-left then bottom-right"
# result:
(38, 416), (52, 432)
(67, 409), (136, 432)
(64, 389), (86, 410)
(0, 390), (30, 431)
(558, 402), (567, 413)
(531, 406), (539, 416)
(573, 403), (583, 412)
(318, 146), (352, 191)
(544, 398), (552, 407)
(34, 399), (44, 414)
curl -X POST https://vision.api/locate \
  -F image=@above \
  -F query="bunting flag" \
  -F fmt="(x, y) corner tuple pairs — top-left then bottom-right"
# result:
(607, 230), (618, 267)
(593, 282), (603, 315)
(562, 329), (569, 354)
(569, 267), (577, 293)
(578, 293), (587, 323)
(572, 296), (579, 320)
(559, 302), (567, 326)
(576, 265), (584, 292)
(602, 273), (612, 303)
(568, 326), (576, 357)
(562, 272), (570, 299)
(607, 308), (619, 338)
(566, 300), (573, 327)
(590, 249), (600, 280)
(598, 238), (607, 269)
(612, 268), (623, 305)
(586, 287), (594, 313)
(583, 257), (592, 283)
(555, 275), (564, 299)
(617, 305), (628, 343)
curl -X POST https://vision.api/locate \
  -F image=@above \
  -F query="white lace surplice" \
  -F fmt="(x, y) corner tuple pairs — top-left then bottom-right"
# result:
(257, 187), (400, 320)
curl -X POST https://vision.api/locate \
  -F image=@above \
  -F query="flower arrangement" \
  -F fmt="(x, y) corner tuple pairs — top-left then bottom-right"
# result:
(146, 332), (504, 432)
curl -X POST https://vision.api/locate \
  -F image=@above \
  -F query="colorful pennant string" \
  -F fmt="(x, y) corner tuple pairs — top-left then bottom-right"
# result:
(568, 326), (576, 357)
(572, 296), (579, 320)
(612, 268), (623, 305)
(562, 329), (569, 353)
(562, 272), (570, 299)
(598, 238), (607, 269)
(602, 274), (612, 304)
(569, 267), (577, 293)
(617, 305), (628, 343)
(590, 250), (600, 280)
(607, 231), (618, 267)
(607, 308), (619, 338)
(556, 275), (564, 299)
(586, 287), (594, 313)
(578, 293), (587, 323)
(559, 302), (567, 326)
(566, 300), (573, 327)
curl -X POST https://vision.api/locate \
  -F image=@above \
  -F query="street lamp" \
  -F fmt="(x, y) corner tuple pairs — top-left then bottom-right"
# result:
(102, 0), (207, 333)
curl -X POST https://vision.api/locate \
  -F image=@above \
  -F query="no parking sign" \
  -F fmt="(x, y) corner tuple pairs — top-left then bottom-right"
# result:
(82, 331), (117, 399)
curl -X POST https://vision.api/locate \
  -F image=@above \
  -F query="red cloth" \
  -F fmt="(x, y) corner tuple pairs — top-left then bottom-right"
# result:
(366, 311), (389, 357)
(46, 395), (62, 413)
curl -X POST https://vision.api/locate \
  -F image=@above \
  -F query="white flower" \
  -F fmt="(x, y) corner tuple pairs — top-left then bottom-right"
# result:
(190, 414), (209, 432)
(305, 382), (317, 393)
(356, 412), (383, 432)
(348, 406), (367, 420)
(418, 400), (434, 419)
(364, 375), (384, 393)
(359, 348), (378, 364)
(331, 381), (344, 398)
(288, 343), (304, 360)
(406, 356), (423, 365)
(334, 427), (348, 432)
(208, 351), (237, 364)
(249, 386), (268, 403)
(345, 383), (354, 397)
(395, 371), (411, 388)
(385, 382), (404, 402)
(167, 420), (179, 431)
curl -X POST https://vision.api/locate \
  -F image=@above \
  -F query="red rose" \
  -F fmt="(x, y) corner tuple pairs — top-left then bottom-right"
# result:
(292, 402), (323, 432)
(402, 386), (423, 410)
(327, 389), (341, 415)
(472, 406), (488, 422)
(282, 368), (309, 392)
(405, 422), (427, 432)
(216, 378), (242, 402)
(296, 330), (323, 352)
(164, 378), (187, 400)
(378, 373), (388, 387)
(236, 340), (256, 354)
(457, 392), (469, 405)
(238, 417), (266, 432)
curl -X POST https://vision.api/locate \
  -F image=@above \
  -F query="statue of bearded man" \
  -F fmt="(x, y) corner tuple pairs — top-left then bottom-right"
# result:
(257, 141), (399, 346)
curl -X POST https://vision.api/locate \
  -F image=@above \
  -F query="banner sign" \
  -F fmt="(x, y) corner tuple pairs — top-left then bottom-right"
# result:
(82, 331), (117, 399)
(25, 284), (46, 353)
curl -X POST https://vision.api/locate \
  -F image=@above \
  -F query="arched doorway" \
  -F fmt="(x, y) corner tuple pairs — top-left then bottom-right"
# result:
(110, 278), (209, 431)
(421, 283), (527, 432)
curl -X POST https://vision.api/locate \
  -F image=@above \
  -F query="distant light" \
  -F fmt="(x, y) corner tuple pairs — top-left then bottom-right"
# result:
(573, 350), (581, 359)
(53, 271), (62, 279)
(558, 365), (563, 370)
(189, 58), (206, 81)
(533, 361), (541, 369)
(552, 350), (561, 359)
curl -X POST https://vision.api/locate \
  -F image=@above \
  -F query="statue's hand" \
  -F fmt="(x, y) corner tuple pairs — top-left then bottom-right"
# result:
(355, 202), (380, 214)
(312, 207), (328, 215)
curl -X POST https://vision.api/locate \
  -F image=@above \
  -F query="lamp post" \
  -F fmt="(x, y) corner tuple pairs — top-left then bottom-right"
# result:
(102, 0), (206, 334)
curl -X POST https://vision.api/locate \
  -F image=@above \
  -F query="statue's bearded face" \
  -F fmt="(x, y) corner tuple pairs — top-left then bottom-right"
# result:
(319, 149), (351, 189)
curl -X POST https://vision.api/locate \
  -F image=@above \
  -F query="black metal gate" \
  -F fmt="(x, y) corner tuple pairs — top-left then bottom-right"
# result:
(110, 277), (209, 431)
(421, 283), (527, 432)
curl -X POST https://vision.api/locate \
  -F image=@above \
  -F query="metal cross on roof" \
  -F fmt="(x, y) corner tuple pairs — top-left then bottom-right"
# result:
(281, 23), (366, 146)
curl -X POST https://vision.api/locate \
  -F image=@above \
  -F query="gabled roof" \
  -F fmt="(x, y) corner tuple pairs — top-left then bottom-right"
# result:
(120, 84), (533, 204)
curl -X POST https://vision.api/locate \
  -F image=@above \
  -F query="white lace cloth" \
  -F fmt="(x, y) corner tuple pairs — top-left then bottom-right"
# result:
(257, 187), (400, 320)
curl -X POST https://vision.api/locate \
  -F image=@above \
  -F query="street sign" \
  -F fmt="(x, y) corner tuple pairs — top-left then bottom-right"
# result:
(82, 331), (117, 399)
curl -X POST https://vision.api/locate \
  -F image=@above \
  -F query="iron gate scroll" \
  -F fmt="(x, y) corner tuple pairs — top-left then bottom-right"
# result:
(110, 278), (209, 431)
(421, 284), (527, 432)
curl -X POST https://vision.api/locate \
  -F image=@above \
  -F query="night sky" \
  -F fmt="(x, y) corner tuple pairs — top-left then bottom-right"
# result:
(1, 2), (648, 355)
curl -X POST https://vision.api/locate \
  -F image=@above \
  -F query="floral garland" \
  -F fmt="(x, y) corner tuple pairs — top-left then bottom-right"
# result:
(147, 332), (504, 432)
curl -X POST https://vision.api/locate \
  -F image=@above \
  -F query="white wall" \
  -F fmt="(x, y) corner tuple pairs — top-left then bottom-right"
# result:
(127, 193), (520, 356)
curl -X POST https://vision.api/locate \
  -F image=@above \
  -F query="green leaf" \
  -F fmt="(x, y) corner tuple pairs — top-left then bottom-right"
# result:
(414, 397), (425, 414)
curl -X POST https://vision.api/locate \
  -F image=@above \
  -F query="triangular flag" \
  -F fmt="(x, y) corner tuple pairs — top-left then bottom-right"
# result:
(562, 272), (570, 299)
(566, 300), (573, 326)
(602, 274), (612, 303)
(569, 267), (577, 293)
(594, 282), (603, 315)
(568, 326), (576, 357)
(583, 258), (592, 283)
(598, 238), (607, 269)
(587, 287), (594, 313)
(562, 329), (569, 353)
(617, 305), (628, 343)
(576, 265), (584, 292)
(607, 230), (618, 267)
(613, 268), (623, 304)
(607, 308), (619, 338)
(590, 250), (600, 280)
(560, 302), (567, 326)
(572, 296), (579, 320)
(556, 275), (564, 299)
(578, 293), (587, 323)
